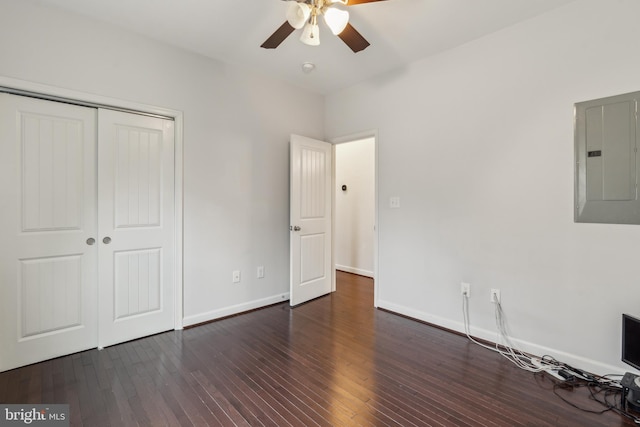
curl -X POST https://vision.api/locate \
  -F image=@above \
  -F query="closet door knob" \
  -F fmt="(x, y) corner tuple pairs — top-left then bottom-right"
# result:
(86, 238), (96, 245)
(103, 237), (112, 244)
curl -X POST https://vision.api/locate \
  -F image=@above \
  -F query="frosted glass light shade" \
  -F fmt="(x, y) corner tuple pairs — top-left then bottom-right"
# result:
(300, 22), (320, 46)
(286, 2), (311, 29)
(324, 8), (349, 35)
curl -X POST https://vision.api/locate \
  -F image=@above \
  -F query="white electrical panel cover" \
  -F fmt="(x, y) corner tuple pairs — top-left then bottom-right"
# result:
(575, 91), (640, 224)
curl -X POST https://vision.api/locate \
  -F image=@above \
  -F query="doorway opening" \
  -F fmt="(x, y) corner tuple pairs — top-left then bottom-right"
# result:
(331, 132), (378, 307)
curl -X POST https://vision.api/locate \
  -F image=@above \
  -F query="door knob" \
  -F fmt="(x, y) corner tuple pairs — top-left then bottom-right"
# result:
(293, 226), (301, 231)
(103, 237), (112, 244)
(86, 238), (96, 245)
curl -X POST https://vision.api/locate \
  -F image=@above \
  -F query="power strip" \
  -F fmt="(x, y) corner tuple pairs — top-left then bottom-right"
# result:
(531, 357), (565, 381)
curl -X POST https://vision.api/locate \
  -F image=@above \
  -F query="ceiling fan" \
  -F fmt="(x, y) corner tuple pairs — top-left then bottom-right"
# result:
(261, 0), (387, 53)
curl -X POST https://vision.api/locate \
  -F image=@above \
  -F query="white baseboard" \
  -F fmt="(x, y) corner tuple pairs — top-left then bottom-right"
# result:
(183, 293), (289, 327)
(335, 265), (374, 278)
(377, 299), (628, 377)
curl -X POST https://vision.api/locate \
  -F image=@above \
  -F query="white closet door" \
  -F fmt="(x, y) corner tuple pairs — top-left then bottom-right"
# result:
(0, 93), (98, 372)
(97, 109), (175, 348)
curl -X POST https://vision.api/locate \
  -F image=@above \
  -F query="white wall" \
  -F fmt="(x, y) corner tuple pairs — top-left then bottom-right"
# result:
(335, 138), (375, 277)
(0, 0), (324, 326)
(325, 0), (640, 374)
(5, 0), (640, 375)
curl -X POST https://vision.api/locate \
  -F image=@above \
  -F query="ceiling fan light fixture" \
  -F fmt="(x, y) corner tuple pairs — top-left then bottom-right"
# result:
(286, 2), (311, 29)
(261, 0), (380, 52)
(323, 8), (349, 35)
(300, 22), (320, 46)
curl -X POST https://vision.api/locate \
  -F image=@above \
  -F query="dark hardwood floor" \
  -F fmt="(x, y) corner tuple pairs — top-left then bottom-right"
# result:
(0, 271), (636, 426)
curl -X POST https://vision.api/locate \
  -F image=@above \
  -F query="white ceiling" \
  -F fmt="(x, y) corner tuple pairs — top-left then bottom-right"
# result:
(33, 0), (574, 95)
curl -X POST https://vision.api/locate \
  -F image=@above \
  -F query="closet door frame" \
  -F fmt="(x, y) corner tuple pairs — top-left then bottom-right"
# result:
(0, 75), (185, 331)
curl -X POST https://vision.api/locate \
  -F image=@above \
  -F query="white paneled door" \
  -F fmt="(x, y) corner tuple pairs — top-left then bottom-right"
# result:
(0, 94), (98, 371)
(0, 94), (175, 372)
(97, 109), (175, 348)
(290, 134), (332, 306)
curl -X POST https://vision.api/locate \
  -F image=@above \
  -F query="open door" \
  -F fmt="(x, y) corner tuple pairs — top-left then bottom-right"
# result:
(290, 134), (332, 306)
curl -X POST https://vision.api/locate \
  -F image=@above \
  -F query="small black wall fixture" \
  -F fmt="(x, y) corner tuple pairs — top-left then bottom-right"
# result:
(341, 185), (347, 191)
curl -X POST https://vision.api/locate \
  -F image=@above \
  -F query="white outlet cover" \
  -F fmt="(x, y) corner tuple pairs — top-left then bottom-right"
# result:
(461, 282), (470, 297)
(390, 197), (400, 208)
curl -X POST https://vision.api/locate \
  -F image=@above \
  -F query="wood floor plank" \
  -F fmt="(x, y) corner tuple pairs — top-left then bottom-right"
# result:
(191, 370), (252, 427)
(184, 371), (238, 427)
(219, 322), (369, 424)
(229, 339), (357, 425)
(0, 271), (636, 426)
(193, 354), (281, 427)
(205, 354), (299, 426)
(104, 375), (138, 427)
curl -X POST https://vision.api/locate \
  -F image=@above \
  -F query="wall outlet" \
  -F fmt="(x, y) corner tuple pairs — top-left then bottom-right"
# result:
(257, 266), (264, 279)
(490, 288), (501, 303)
(461, 282), (470, 297)
(389, 197), (400, 208)
(232, 270), (241, 283)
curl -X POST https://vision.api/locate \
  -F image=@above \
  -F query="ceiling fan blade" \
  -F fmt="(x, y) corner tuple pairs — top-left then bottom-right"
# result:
(261, 22), (296, 49)
(337, 23), (370, 53)
(346, 0), (388, 5)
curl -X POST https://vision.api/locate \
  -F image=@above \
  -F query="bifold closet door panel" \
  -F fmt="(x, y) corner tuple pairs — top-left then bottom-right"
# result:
(0, 93), (98, 372)
(97, 108), (175, 348)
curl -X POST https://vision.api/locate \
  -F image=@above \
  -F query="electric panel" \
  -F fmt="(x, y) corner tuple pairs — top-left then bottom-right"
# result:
(575, 91), (640, 224)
